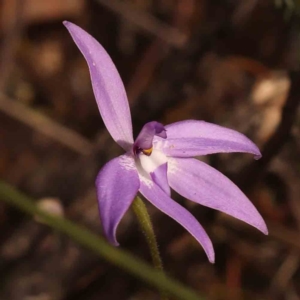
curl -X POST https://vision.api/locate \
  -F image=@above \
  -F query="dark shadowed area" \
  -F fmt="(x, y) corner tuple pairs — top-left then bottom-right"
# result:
(1, 0), (300, 299)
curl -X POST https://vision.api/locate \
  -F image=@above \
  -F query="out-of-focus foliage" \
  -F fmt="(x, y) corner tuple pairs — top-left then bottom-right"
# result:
(275, 0), (300, 17)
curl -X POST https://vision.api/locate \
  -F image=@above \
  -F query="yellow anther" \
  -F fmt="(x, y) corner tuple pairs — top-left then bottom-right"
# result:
(142, 147), (153, 156)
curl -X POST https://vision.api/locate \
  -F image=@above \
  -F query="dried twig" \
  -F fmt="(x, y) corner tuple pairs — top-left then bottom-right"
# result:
(219, 216), (300, 251)
(0, 93), (94, 155)
(270, 252), (299, 297)
(95, 0), (187, 48)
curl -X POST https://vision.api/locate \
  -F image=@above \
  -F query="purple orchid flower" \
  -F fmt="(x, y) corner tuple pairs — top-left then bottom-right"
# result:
(64, 21), (268, 263)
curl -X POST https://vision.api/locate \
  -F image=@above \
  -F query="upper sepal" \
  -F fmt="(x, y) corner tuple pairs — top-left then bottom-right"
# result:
(64, 21), (134, 150)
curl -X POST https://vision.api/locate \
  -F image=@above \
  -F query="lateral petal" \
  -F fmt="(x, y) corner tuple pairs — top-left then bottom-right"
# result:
(139, 179), (215, 263)
(96, 154), (140, 245)
(64, 21), (133, 150)
(154, 120), (261, 158)
(168, 158), (268, 234)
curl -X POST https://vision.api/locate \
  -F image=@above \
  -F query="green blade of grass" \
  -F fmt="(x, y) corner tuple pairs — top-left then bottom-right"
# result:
(0, 180), (203, 300)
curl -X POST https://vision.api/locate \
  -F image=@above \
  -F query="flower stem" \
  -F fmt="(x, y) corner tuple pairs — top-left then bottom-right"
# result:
(132, 196), (168, 300)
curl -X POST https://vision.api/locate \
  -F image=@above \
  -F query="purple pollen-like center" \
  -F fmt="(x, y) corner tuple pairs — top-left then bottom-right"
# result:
(133, 121), (167, 156)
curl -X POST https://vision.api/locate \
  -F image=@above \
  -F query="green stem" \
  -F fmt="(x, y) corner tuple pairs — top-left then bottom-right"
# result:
(132, 196), (168, 300)
(132, 196), (163, 270)
(0, 180), (203, 300)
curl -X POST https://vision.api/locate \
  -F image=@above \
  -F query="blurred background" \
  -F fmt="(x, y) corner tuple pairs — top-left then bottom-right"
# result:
(1, 0), (300, 299)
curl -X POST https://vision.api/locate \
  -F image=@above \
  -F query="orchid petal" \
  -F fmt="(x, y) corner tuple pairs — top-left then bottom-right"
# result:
(64, 21), (133, 150)
(96, 154), (139, 245)
(168, 158), (268, 234)
(135, 121), (166, 151)
(153, 120), (261, 158)
(139, 179), (215, 262)
(150, 163), (170, 196)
